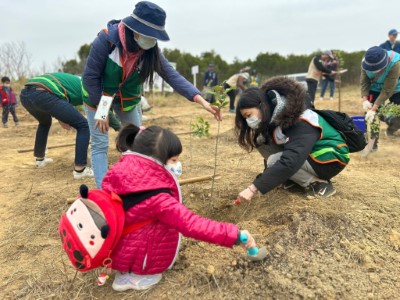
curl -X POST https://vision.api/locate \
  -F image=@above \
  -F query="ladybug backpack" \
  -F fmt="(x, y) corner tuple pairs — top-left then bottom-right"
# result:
(59, 184), (161, 272)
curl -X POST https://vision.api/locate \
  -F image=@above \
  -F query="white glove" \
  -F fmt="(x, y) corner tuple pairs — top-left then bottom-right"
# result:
(365, 110), (376, 124)
(362, 100), (372, 112)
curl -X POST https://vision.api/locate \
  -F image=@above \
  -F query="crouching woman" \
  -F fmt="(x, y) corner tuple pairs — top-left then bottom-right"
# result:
(235, 77), (349, 201)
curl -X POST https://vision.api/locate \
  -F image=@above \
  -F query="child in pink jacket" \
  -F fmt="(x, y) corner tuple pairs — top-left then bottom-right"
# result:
(102, 124), (259, 291)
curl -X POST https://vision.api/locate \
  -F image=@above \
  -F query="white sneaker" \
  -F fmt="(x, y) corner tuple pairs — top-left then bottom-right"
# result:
(35, 157), (53, 168)
(329, 97), (334, 100)
(73, 166), (94, 179)
(112, 272), (162, 291)
(319, 97), (323, 101)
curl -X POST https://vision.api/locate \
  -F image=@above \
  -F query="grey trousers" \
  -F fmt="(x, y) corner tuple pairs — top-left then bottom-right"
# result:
(266, 152), (324, 187)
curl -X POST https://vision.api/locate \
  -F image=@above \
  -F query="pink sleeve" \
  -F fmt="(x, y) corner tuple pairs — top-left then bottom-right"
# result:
(152, 194), (239, 248)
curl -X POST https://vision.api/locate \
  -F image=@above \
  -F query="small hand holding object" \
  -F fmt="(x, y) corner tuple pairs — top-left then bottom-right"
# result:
(58, 120), (72, 130)
(362, 100), (372, 112)
(365, 110), (376, 124)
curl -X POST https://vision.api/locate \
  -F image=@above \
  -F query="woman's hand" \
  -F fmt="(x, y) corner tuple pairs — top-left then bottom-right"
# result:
(94, 118), (109, 134)
(237, 184), (258, 203)
(58, 120), (72, 130)
(193, 94), (222, 121)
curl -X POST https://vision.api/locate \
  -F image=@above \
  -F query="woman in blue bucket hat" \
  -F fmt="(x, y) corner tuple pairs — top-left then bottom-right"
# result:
(82, 1), (221, 188)
(360, 46), (400, 149)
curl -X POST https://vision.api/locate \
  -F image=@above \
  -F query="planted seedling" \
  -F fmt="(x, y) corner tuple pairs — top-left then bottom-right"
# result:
(191, 117), (210, 138)
(206, 83), (236, 198)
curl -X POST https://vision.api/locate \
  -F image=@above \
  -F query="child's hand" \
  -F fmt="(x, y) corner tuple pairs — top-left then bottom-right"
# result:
(239, 230), (256, 250)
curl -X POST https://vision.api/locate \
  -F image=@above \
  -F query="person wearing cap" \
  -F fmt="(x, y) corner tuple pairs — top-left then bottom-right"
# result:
(0, 76), (19, 128)
(306, 50), (337, 108)
(82, 1), (221, 188)
(379, 29), (400, 53)
(224, 72), (249, 113)
(361, 46), (400, 149)
(203, 63), (218, 103)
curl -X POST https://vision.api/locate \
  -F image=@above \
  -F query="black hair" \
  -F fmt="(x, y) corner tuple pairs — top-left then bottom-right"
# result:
(124, 26), (163, 87)
(1, 76), (10, 83)
(235, 88), (272, 152)
(116, 124), (182, 164)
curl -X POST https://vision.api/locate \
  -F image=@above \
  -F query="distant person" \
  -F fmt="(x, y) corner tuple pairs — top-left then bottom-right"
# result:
(234, 77), (349, 200)
(20, 73), (94, 179)
(306, 50), (337, 107)
(249, 69), (261, 89)
(361, 46), (400, 150)
(203, 63), (218, 103)
(320, 55), (338, 100)
(224, 72), (249, 113)
(82, 1), (221, 188)
(379, 29), (400, 53)
(1, 76), (19, 128)
(102, 124), (259, 291)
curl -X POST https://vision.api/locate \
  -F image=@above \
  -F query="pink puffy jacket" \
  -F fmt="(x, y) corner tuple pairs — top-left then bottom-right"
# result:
(102, 152), (239, 275)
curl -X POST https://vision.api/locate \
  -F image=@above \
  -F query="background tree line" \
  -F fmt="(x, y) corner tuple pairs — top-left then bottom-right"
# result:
(0, 41), (365, 87)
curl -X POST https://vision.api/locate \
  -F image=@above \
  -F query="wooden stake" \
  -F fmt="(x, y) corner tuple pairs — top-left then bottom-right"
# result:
(66, 175), (219, 204)
(17, 143), (76, 153)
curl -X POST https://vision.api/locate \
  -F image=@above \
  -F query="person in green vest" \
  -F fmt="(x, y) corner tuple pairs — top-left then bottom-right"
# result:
(82, 1), (221, 188)
(233, 76), (349, 201)
(20, 73), (94, 179)
(361, 46), (400, 149)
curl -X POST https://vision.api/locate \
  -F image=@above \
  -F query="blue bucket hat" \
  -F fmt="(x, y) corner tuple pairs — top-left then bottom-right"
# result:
(122, 1), (169, 41)
(388, 29), (398, 36)
(362, 46), (389, 72)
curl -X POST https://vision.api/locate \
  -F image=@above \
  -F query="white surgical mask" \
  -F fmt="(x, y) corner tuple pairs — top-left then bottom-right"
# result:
(134, 34), (157, 50)
(166, 161), (182, 177)
(3, 83), (10, 88)
(246, 115), (261, 129)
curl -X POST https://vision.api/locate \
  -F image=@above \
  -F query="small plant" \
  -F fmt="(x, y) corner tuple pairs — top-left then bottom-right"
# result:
(191, 117), (210, 137)
(378, 103), (400, 119)
(206, 83), (236, 198)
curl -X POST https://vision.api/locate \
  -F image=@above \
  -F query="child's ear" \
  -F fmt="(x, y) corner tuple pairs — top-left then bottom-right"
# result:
(79, 184), (89, 198)
(101, 225), (110, 239)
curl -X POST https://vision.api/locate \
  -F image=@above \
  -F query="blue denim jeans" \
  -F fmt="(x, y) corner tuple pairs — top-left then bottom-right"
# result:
(85, 102), (141, 188)
(20, 86), (90, 166)
(320, 79), (335, 98)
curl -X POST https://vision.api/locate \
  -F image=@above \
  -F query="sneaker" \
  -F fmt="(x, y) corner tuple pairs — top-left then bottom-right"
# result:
(35, 157), (54, 168)
(229, 109), (236, 113)
(306, 181), (336, 198)
(3, 123), (8, 128)
(73, 166), (94, 179)
(319, 97), (323, 101)
(329, 97), (334, 101)
(112, 272), (162, 291)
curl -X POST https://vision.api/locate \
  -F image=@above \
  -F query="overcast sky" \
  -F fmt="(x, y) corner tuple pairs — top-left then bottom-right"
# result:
(1, 0), (400, 71)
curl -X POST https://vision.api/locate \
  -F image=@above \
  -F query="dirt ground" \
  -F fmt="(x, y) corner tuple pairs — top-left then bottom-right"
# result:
(1, 86), (400, 300)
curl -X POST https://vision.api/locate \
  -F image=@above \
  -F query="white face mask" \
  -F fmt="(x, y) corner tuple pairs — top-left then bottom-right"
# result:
(246, 115), (261, 129)
(166, 161), (182, 177)
(3, 83), (10, 88)
(134, 34), (157, 50)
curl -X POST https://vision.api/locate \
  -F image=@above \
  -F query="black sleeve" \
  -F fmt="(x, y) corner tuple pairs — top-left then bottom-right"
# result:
(253, 121), (321, 194)
(313, 56), (332, 73)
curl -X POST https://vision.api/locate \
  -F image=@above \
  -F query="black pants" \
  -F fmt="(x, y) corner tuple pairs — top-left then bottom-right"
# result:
(2, 104), (19, 124)
(308, 158), (345, 182)
(306, 79), (318, 109)
(224, 83), (237, 110)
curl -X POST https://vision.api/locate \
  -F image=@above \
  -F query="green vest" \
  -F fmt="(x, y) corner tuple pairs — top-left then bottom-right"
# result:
(26, 73), (83, 106)
(82, 47), (142, 112)
(273, 109), (350, 165)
